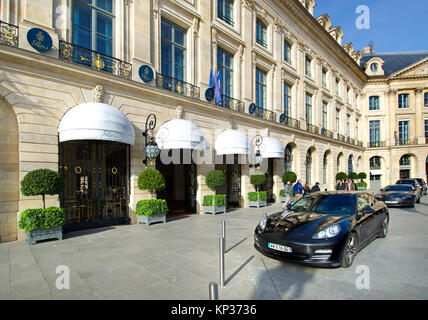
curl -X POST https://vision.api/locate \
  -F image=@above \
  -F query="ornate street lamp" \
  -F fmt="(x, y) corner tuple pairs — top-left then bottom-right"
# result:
(250, 135), (263, 168)
(142, 113), (160, 167)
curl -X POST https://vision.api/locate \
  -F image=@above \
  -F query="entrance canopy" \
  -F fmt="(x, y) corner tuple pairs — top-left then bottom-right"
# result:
(259, 137), (284, 158)
(155, 119), (205, 150)
(215, 129), (251, 155)
(58, 102), (135, 146)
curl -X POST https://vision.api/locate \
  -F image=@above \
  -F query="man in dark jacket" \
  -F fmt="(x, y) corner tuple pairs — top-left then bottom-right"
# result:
(311, 182), (321, 193)
(337, 179), (346, 190)
(293, 179), (304, 201)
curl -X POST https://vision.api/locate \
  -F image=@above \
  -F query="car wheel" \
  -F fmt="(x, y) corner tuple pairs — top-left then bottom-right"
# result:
(379, 215), (389, 238)
(339, 232), (358, 268)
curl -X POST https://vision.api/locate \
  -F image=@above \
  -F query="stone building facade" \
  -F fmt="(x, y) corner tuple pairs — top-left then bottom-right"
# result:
(0, 0), (423, 243)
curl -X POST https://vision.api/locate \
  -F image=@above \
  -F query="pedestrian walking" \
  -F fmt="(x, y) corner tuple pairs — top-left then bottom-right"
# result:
(282, 180), (292, 209)
(304, 182), (311, 196)
(311, 182), (321, 193)
(293, 179), (304, 201)
(346, 178), (356, 191)
(337, 179), (346, 190)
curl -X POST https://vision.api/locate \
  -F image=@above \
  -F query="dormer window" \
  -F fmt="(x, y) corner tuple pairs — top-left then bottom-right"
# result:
(370, 63), (378, 73)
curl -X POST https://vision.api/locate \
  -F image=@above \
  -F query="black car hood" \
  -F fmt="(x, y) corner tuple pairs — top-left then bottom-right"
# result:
(266, 211), (349, 237)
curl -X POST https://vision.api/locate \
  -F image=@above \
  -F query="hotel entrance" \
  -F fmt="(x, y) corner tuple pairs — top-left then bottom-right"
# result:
(216, 155), (242, 208)
(156, 149), (197, 214)
(59, 140), (130, 231)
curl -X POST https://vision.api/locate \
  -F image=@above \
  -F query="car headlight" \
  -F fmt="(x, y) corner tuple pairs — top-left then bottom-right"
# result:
(258, 218), (267, 231)
(313, 224), (341, 239)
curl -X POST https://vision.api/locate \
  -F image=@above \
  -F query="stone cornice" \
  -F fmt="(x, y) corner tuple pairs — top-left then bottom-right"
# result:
(272, 0), (368, 84)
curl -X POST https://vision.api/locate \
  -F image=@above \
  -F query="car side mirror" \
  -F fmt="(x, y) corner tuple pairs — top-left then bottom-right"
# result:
(361, 205), (375, 215)
(286, 203), (292, 210)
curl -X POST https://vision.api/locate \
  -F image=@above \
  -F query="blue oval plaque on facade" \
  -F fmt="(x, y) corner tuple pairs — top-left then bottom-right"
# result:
(27, 28), (53, 52)
(249, 103), (256, 114)
(139, 65), (154, 83)
(205, 88), (214, 101)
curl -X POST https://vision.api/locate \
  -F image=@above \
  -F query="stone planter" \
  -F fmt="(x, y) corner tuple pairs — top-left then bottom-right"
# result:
(357, 187), (366, 191)
(248, 200), (267, 208)
(137, 214), (166, 225)
(204, 205), (226, 215)
(26, 226), (63, 245)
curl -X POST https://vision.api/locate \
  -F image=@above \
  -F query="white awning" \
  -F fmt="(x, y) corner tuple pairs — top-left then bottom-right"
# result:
(370, 170), (383, 175)
(58, 102), (135, 145)
(215, 129), (251, 155)
(259, 137), (285, 158)
(155, 119), (205, 150)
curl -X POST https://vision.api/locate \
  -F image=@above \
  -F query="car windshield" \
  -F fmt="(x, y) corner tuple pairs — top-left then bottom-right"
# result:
(384, 185), (413, 192)
(290, 194), (355, 215)
(396, 180), (415, 186)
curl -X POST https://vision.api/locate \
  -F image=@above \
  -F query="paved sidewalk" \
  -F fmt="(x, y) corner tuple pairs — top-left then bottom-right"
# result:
(1, 200), (428, 300)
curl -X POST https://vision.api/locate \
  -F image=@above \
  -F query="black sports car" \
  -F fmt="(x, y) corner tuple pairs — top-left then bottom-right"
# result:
(376, 184), (417, 207)
(254, 192), (389, 268)
(396, 179), (421, 203)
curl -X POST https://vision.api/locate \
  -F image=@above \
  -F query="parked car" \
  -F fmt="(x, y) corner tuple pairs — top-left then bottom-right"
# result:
(395, 179), (421, 203)
(254, 192), (389, 268)
(415, 178), (427, 196)
(375, 184), (417, 208)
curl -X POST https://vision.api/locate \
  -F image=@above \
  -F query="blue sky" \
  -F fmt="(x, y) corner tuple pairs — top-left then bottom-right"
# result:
(313, 0), (428, 53)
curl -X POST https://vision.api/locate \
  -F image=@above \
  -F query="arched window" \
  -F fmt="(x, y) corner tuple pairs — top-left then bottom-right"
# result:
(306, 149), (313, 184)
(399, 154), (411, 179)
(323, 152), (328, 184)
(348, 155), (353, 173)
(284, 145), (293, 172)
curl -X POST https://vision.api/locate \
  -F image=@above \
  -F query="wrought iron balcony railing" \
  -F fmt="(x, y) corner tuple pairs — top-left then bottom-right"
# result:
(337, 134), (346, 142)
(370, 165), (382, 170)
(306, 123), (319, 135)
(396, 139), (418, 146)
(320, 128), (334, 138)
(218, 13), (235, 26)
(155, 73), (200, 100)
(0, 20), (18, 48)
(279, 114), (300, 129)
(250, 105), (277, 122)
(217, 95), (245, 112)
(368, 141), (386, 148)
(59, 41), (132, 80)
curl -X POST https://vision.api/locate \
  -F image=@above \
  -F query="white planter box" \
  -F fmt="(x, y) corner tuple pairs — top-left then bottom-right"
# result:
(204, 205), (226, 215)
(137, 214), (166, 225)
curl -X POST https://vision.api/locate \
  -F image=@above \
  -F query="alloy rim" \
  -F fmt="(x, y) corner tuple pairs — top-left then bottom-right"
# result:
(383, 217), (389, 236)
(346, 234), (357, 265)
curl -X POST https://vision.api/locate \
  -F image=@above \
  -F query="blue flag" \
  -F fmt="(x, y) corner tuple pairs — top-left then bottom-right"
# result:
(214, 69), (222, 105)
(209, 68), (214, 88)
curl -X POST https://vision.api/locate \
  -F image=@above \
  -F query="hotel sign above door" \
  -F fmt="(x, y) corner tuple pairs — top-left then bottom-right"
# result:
(27, 28), (53, 52)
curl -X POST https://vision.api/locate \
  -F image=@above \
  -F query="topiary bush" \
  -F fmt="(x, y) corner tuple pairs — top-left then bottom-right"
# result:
(336, 172), (348, 181)
(348, 172), (358, 180)
(357, 172), (367, 181)
(282, 171), (297, 184)
(20, 169), (64, 209)
(18, 207), (65, 233)
(250, 174), (266, 191)
(205, 170), (226, 192)
(137, 169), (166, 196)
(135, 199), (168, 216)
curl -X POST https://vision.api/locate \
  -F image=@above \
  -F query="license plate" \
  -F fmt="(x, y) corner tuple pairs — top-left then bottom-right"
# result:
(385, 201), (397, 204)
(268, 242), (292, 253)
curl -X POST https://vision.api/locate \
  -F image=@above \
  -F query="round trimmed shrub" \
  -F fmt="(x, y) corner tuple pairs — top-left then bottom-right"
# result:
(282, 171), (297, 184)
(205, 170), (226, 191)
(20, 169), (64, 209)
(336, 172), (348, 181)
(137, 169), (166, 192)
(348, 172), (358, 180)
(357, 172), (367, 181)
(250, 174), (266, 191)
